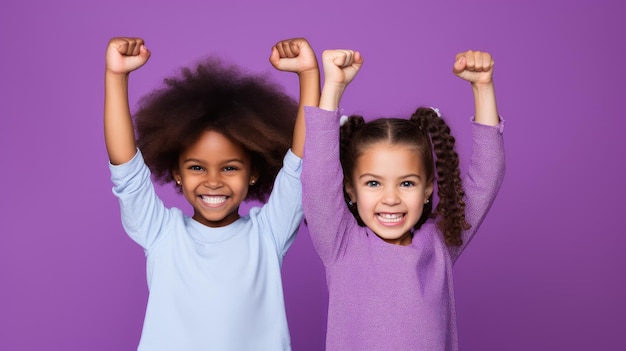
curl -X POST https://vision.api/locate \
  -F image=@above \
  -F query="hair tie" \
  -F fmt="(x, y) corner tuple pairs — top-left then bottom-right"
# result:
(340, 115), (349, 126)
(429, 107), (441, 118)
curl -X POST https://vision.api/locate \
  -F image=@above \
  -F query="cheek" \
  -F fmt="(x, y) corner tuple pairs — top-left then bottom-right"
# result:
(351, 187), (369, 204)
(355, 205), (370, 223)
(413, 205), (425, 218)
(353, 191), (377, 216)
(180, 185), (196, 202)
(235, 177), (251, 195)
(405, 191), (427, 211)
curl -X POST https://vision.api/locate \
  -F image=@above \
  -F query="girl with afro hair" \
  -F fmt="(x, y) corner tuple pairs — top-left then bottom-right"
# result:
(104, 37), (319, 350)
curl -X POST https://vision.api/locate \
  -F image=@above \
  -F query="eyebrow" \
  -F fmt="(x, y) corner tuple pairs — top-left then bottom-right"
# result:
(358, 173), (423, 180)
(182, 158), (246, 165)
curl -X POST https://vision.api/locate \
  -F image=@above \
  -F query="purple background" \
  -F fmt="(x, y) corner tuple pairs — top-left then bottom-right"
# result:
(1, 0), (624, 350)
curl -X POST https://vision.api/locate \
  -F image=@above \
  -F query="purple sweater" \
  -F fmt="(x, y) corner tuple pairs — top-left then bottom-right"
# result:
(302, 107), (505, 351)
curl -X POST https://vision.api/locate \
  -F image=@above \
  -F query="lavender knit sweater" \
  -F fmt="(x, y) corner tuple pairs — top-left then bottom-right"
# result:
(302, 107), (505, 351)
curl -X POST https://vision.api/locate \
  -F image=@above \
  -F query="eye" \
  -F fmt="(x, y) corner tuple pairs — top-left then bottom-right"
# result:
(400, 181), (415, 187)
(365, 180), (380, 188)
(188, 165), (204, 172)
(222, 165), (239, 172)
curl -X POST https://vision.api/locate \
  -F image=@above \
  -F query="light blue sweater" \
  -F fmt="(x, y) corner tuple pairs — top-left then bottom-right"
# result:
(110, 150), (303, 351)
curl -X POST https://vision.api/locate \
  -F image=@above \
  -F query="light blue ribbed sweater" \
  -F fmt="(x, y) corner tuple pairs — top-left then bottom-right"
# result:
(110, 150), (303, 351)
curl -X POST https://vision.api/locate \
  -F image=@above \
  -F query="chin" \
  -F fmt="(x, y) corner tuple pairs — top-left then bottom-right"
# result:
(374, 229), (412, 244)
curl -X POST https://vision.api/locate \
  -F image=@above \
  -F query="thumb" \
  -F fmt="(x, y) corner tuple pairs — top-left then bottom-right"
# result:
(452, 56), (465, 75)
(139, 45), (151, 61)
(332, 51), (353, 67)
(289, 40), (302, 56)
(125, 45), (151, 70)
(353, 51), (364, 67)
(269, 46), (280, 66)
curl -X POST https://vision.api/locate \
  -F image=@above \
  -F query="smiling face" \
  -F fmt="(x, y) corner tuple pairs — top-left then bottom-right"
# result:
(345, 142), (433, 246)
(172, 130), (257, 228)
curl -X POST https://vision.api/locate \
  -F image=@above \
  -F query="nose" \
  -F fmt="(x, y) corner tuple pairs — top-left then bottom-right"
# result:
(381, 186), (400, 206)
(203, 172), (223, 189)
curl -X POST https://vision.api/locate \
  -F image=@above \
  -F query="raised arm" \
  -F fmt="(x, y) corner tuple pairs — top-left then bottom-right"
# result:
(269, 38), (320, 158)
(104, 37), (151, 165)
(300, 50), (364, 262)
(450, 50), (505, 261)
(319, 49), (363, 111)
(453, 50), (499, 126)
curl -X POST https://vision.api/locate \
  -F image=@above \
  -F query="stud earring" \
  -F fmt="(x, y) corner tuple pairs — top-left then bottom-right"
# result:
(176, 180), (181, 185)
(250, 179), (256, 185)
(425, 199), (430, 204)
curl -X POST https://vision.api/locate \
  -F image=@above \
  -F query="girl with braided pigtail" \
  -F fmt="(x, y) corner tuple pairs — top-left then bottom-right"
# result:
(302, 49), (505, 350)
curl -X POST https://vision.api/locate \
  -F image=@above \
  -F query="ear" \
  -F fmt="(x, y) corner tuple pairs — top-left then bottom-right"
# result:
(344, 178), (357, 203)
(172, 169), (182, 185)
(424, 181), (434, 203)
(249, 171), (260, 186)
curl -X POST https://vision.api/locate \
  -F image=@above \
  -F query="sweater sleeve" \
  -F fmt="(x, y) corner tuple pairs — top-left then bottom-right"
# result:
(449, 120), (505, 263)
(109, 150), (172, 252)
(302, 107), (358, 265)
(253, 150), (304, 257)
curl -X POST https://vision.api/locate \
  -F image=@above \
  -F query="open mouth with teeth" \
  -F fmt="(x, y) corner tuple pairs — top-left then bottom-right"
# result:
(376, 212), (406, 225)
(200, 195), (228, 207)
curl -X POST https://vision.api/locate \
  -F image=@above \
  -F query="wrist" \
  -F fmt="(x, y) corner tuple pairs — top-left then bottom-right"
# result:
(323, 80), (348, 91)
(471, 81), (494, 91)
(105, 69), (130, 80)
(297, 67), (319, 77)
(471, 81), (495, 99)
(319, 83), (345, 111)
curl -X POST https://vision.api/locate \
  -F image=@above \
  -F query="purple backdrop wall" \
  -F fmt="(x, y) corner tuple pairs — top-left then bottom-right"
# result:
(1, 0), (624, 350)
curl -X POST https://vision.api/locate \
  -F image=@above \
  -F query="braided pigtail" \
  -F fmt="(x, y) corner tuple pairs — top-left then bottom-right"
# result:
(339, 115), (366, 226)
(411, 107), (470, 246)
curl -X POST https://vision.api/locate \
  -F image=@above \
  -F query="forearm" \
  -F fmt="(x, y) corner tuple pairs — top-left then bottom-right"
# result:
(319, 82), (347, 111)
(471, 82), (499, 126)
(451, 122), (505, 261)
(110, 151), (169, 250)
(257, 151), (304, 253)
(104, 71), (137, 165)
(302, 106), (352, 262)
(292, 68), (320, 157)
